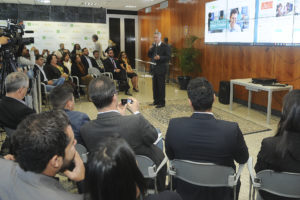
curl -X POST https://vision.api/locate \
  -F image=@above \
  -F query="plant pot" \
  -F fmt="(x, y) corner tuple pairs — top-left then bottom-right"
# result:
(177, 76), (191, 90)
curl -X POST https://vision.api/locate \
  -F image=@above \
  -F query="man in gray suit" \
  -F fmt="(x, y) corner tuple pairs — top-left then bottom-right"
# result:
(80, 76), (166, 191)
(0, 111), (84, 200)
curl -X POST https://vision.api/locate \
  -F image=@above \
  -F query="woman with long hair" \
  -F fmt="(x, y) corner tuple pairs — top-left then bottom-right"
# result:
(62, 52), (72, 76)
(255, 90), (300, 200)
(85, 136), (182, 200)
(119, 51), (139, 92)
(71, 54), (93, 86)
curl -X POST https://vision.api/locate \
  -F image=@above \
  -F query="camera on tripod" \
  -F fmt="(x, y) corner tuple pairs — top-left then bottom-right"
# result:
(0, 19), (34, 56)
(0, 19), (35, 96)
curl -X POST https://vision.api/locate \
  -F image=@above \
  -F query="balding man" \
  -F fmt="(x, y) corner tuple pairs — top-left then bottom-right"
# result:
(0, 72), (35, 130)
(148, 31), (171, 108)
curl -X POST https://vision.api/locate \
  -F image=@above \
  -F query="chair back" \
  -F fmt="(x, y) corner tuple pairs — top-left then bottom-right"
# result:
(136, 155), (157, 178)
(88, 67), (101, 77)
(170, 159), (238, 187)
(255, 170), (300, 199)
(75, 143), (88, 163)
(4, 127), (15, 138)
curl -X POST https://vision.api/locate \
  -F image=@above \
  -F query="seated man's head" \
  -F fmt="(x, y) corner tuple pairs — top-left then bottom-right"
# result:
(5, 72), (29, 100)
(89, 76), (117, 111)
(49, 84), (75, 111)
(187, 77), (215, 112)
(85, 136), (146, 200)
(93, 50), (99, 59)
(35, 54), (44, 67)
(11, 110), (77, 175)
(107, 49), (114, 58)
(83, 48), (89, 56)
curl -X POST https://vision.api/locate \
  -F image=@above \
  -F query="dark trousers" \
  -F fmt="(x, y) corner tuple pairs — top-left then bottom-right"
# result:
(152, 73), (166, 105)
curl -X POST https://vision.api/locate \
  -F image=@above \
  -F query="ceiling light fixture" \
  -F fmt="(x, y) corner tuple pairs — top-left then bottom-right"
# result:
(82, 2), (98, 6)
(35, 0), (51, 3)
(125, 5), (137, 8)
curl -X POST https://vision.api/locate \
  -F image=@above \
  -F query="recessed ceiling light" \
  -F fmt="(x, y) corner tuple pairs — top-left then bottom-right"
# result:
(82, 2), (98, 6)
(35, 0), (51, 3)
(125, 5), (137, 8)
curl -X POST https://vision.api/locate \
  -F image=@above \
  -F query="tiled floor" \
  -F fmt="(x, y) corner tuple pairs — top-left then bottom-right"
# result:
(74, 76), (280, 200)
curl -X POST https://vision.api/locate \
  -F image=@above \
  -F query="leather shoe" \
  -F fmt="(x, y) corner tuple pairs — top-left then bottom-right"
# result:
(149, 103), (157, 106)
(133, 88), (139, 92)
(155, 104), (165, 108)
(125, 91), (132, 96)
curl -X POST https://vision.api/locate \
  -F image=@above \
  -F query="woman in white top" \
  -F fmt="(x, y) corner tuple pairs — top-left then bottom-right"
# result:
(62, 52), (72, 75)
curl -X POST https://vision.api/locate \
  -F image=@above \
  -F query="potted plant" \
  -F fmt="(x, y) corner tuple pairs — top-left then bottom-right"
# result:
(177, 35), (201, 90)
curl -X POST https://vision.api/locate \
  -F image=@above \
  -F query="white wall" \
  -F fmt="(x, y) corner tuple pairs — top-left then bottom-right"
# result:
(1, 20), (109, 53)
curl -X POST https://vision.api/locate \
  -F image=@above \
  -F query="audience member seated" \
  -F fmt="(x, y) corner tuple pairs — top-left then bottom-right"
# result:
(34, 55), (65, 92)
(80, 76), (167, 191)
(71, 43), (82, 57)
(0, 72), (35, 130)
(85, 136), (182, 200)
(105, 39), (119, 59)
(0, 111), (84, 200)
(58, 43), (65, 55)
(42, 49), (50, 60)
(103, 48), (131, 95)
(165, 77), (249, 200)
(44, 54), (68, 81)
(255, 90), (300, 200)
(71, 54), (93, 86)
(81, 48), (102, 73)
(93, 50), (105, 72)
(62, 52), (72, 76)
(119, 51), (139, 92)
(92, 34), (106, 60)
(50, 84), (90, 146)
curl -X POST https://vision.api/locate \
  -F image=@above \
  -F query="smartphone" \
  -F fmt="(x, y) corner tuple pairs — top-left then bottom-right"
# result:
(121, 99), (133, 105)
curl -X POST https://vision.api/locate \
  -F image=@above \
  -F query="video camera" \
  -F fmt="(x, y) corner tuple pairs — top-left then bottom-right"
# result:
(0, 19), (34, 57)
(0, 19), (34, 96)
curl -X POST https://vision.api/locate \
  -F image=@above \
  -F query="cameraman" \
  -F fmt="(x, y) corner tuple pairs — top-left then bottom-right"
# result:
(17, 44), (35, 69)
(0, 36), (9, 47)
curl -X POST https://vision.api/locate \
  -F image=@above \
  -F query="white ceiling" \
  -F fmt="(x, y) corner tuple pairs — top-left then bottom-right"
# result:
(0, 0), (166, 11)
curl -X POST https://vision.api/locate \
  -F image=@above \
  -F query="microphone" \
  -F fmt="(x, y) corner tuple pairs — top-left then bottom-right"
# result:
(24, 30), (34, 33)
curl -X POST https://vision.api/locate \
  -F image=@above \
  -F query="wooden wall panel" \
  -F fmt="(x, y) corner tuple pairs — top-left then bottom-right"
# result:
(138, 0), (297, 111)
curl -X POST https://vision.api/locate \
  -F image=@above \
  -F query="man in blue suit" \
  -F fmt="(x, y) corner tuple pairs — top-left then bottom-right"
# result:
(49, 84), (90, 146)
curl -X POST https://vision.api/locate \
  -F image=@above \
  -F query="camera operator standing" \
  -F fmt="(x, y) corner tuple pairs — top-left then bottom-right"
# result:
(17, 44), (36, 69)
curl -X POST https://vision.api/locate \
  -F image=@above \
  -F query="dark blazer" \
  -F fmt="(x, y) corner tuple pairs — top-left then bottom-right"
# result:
(71, 63), (87, 78)
(44, 64), (61, 80)
(103, 58), (126, 80)
(80, 112), (164, 165)
(80, 55), (100, 72)
(33, 64), (48, 84)
(65, 109), (90, 146)
(148, 42), (171, 75)
(0, 96), (35, 129)
(165, 113), (249, 200)
(0, 159), (83, 200)
(255, 135), (300, 200)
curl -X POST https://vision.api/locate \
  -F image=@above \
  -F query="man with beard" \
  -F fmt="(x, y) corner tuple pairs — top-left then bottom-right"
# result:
(0, 110), (85, 200)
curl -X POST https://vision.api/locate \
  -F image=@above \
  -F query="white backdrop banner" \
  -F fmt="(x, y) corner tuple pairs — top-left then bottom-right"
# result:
(0, 20), (109, 53)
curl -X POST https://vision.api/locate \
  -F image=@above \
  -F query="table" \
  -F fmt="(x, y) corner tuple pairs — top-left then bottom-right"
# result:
(229, 78), (293, 124)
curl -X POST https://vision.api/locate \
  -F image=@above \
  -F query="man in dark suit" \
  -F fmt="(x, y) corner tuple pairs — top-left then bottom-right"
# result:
(103, 48), (131, 95)
(50, 84), (90, 146)
(0, 110), (84, 200)
(0, 72), (35, 130)
(148, 31), (171, 108)
(81, 47), (103, 73)
(165, 77), (249, 200)
(33, 55), (65, 92)
(80, 76), (166, 191)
